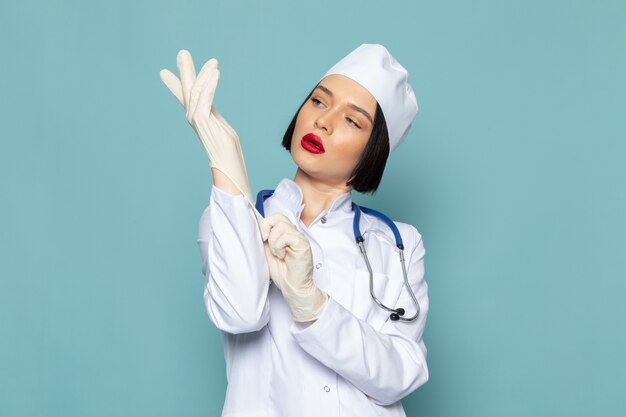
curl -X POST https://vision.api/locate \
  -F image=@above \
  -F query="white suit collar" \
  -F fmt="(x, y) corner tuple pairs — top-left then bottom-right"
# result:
(272, 178), (354, 218)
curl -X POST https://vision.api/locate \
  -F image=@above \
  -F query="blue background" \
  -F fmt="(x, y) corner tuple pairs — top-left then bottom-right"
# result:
(1, 0), (625, 416)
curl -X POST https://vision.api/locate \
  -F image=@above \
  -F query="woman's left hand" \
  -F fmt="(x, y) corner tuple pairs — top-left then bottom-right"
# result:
(160, 49), (255, 205)
(260, 214), (329, 322)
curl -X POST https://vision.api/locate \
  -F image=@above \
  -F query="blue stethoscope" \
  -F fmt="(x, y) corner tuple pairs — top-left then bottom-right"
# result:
(256, 189), (420, 322)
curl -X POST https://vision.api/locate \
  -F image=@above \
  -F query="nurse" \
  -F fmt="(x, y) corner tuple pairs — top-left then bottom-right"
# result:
(161, 43), (429, 417)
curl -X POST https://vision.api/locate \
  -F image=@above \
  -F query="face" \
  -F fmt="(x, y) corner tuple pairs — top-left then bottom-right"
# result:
(290, 74), (377, 188)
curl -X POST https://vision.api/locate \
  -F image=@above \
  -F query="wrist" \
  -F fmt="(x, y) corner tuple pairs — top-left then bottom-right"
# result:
(212, 167), (243, 196)
(288, 288), (329, 322)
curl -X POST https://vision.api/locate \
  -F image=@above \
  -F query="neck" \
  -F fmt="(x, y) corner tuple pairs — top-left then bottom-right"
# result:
(293, 168), (351, 227)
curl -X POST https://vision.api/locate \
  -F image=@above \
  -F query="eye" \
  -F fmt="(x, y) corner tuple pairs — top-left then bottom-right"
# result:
(311, 97), (324, 107)
(347, 118), (360, 128)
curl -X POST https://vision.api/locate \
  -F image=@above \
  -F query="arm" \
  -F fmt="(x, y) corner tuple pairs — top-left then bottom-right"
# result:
(212, 167), (242, 196)
(161, 50), (270, 332)
(289, 225), (429, 406)
(197, 184), (271, 334)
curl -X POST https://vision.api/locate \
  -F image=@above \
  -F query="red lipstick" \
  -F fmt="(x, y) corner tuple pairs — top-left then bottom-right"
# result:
(301, 133), (325, 154)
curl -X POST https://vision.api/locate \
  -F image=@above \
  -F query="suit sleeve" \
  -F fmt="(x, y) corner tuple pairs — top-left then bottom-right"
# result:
(197, 185), (271, 334)
(289, 225), (429, 406)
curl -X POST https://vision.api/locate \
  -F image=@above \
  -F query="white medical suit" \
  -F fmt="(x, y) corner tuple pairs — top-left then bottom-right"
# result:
(197, 178), (429, 417)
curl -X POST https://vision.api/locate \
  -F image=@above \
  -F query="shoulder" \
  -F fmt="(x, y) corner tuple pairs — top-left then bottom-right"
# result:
(394, 220), (425, 254)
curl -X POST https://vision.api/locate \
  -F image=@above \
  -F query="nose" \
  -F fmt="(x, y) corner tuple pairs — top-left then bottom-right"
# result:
(314, 107), (339, 135)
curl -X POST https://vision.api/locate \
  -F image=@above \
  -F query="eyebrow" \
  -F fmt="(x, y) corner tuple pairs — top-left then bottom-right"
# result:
(314, 84), (374, 125)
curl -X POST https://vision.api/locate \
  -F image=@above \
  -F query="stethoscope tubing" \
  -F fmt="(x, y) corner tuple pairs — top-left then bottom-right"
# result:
(352, 203), (420, 322)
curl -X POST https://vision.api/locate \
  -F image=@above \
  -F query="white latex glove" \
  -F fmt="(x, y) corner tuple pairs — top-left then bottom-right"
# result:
(160, 49), (263, 224)
(260, 213), (329, 322)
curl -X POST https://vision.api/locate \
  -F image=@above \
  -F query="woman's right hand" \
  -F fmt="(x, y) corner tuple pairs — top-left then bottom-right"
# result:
(160, 49), (254, 204)
(260, 213), (329, 322)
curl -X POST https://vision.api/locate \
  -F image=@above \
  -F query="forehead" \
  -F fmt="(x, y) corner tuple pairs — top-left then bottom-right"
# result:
(316, 74), (377, 114)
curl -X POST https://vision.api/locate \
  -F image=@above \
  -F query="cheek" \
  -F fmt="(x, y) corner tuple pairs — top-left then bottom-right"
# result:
(295, 105), (313, 127)
(343, 130), (370, 159)
(334, 135), (369, 169)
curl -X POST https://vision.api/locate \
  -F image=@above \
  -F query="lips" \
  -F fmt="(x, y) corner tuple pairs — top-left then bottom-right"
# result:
(301, 133), (325, 154)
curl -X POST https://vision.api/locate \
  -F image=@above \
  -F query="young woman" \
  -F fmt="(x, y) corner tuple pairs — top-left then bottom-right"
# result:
(161, 44), (429, 417)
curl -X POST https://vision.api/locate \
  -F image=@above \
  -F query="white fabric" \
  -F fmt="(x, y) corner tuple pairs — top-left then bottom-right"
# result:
(260, 213), (330, 322)
(197, 178), (429, 417)
(319, 43), (419, 153)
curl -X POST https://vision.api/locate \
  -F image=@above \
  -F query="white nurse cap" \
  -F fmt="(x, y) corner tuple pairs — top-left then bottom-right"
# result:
(318, 43), (419, 153)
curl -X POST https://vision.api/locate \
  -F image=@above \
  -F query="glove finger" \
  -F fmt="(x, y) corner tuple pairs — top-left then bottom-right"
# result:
(263, 242), (285, 290)
(263, 213), (296, 230)
(267, 221), (292, 241)
(159, 69), (184, 107)
(274, 222), (310, 253)
(273, 231), (303, 258)
(269, 239), (286, 260)
(261, 213), (296, 242)
(267, 222), (301, 259)
(260, 213), (286, 241)
(177, 49), (196, 110)
(195, 68), (220, 121)
(187, 58), (218, 123)
(267, 222), (293, 259)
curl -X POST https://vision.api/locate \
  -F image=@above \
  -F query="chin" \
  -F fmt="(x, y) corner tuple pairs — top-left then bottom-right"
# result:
(292, 148), (315, 173)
